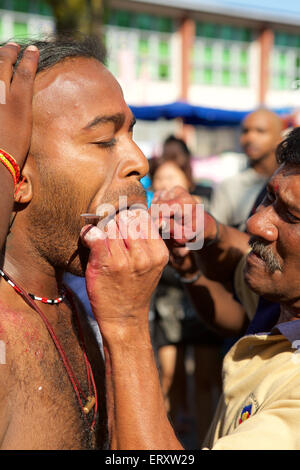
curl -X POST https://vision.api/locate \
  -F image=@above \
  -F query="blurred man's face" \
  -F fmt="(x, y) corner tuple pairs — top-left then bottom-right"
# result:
(152, 162), (189, 192)
(24, 57), (149, 275)
(245, 163), (300, 306)
(240, 111), (281, 164)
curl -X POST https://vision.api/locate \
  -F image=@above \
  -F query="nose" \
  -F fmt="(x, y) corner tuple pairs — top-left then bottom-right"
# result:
(246, 204), (279, 242)
(116, 141), (149, 182)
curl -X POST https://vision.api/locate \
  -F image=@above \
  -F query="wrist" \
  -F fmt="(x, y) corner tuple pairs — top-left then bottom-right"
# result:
(204, 212), (220, 247)
(174, 269), (202, 284)
(94, 313), (151, 343)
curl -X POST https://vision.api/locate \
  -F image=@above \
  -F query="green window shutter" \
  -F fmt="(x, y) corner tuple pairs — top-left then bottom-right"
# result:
(278, 52), (286, 69)
(201, 23), (215, 39)
(38, 1), (53, 16)
(203, 45), (213, 62)
(220, 25), (232, 41)
(13, 21), (28, 37)
(240, 28), (251, 42)
(157, 17), (172, 33)
(12, 0), (29, 12)
(138, 37), (149, 55)
(221, 68), (231, 86)
(136, 13), (154, 31)
(159, 40), (169, 59)
(240, 49), (248, 66)
(278, 74), (287, 89)
(158, 63), (169, 80)
(203, 67), (213, 84)
(114, 10), (131, 28)
(222, 48), (230, 64)
(239, 71), (248, 86)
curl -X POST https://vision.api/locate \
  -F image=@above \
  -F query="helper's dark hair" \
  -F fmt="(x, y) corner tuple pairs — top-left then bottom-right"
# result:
(10, 33), (107, 75)
(163, 134), (191, 157)
(148, 134), (194, 190)
(276, 126), (300, 165)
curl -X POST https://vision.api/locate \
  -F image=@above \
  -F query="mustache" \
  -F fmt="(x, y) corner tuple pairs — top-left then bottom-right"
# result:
(248, 236), (283, 274)
(100, 183), (147, 208)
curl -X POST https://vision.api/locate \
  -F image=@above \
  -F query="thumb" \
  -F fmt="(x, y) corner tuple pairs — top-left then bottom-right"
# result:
(80, 224), (106, 249)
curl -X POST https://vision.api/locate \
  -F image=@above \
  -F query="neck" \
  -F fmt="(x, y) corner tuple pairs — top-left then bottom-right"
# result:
(277, 304), (300, 325)
(251, 153), (278, 177)
(1, 226), (64, 302)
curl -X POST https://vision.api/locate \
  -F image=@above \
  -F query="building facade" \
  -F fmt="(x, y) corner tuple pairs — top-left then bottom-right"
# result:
(104, 0), (300, 160)
(1, 1), (299, 174)
(106, 0), (300, 110)
(0, 0), (54, 41)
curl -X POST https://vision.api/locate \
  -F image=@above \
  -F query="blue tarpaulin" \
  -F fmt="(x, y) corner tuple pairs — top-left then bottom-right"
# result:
(130, 101), (293, 127)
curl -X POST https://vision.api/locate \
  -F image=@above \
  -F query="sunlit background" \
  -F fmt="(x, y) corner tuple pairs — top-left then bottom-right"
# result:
(1, 0), (300, 185)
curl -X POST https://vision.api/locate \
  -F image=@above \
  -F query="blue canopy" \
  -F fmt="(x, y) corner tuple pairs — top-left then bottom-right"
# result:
(130, 101), (293, 127)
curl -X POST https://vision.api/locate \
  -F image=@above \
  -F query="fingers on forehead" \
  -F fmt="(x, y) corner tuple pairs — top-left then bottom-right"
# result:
(0, 43), (20, 61)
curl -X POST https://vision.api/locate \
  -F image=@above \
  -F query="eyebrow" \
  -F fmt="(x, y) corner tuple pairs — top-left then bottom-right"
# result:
(83, 112), (136, 132)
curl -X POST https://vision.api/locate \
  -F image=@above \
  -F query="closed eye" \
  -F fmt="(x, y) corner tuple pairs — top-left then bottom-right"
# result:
(92, 139), (116, 148)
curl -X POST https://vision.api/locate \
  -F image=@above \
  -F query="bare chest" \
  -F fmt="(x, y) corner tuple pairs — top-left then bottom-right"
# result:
(0, 308), (106, 450)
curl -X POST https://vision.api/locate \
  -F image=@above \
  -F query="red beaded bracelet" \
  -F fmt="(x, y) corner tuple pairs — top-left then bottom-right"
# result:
(0, 149), (20, 188)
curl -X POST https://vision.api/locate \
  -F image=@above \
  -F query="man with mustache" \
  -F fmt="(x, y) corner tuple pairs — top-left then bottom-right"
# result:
(145, 129), (300, 448)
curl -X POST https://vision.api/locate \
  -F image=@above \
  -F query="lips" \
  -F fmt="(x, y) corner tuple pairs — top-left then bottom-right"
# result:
(81, 195), (148, 227)
(247, 250), (265, 266)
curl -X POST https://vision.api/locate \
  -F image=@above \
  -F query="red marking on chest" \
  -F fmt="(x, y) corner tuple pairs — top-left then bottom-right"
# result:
(0, 301), (41, 355)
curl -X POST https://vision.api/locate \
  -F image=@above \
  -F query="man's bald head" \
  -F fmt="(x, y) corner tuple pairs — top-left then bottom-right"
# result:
(240, 108), (283, 169)
(244, 109), (283, 134)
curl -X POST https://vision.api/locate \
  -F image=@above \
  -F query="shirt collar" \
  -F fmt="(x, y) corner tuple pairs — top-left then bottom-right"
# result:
(270, 319), (300, 345)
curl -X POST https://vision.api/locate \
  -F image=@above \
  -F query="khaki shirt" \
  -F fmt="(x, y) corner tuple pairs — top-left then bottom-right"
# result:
(203, 264), (300, 450)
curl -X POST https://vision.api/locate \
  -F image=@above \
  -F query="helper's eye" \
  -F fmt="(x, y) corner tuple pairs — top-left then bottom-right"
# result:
(286, 211), (300, 224)
(263, 191), (275, 205)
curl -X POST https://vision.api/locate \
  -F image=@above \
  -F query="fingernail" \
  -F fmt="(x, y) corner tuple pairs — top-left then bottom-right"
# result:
(81, 225), (106, 242)
(6, 42), (19, 47)
(26, 45), (38, 52)
(161, 220), (167, 231)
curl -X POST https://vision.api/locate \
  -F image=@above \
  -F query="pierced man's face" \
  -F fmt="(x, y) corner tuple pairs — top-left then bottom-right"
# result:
(24, 57), (149, 275)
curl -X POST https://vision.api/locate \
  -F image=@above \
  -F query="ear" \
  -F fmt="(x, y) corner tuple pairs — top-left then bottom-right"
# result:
(13, 165), (34, 204)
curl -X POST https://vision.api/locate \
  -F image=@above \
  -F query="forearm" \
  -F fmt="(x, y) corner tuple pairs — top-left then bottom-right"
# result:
(0, 166), (15, 251)
(101, 320), (183, 450)
(184, 275), (248, 336)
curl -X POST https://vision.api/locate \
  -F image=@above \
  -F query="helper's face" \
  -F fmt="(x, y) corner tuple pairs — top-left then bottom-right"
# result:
(245, 163), (300, 305)
(240, 112), (278, 163)
(27, 57), (149, 275)
(152, 162), (190, 192)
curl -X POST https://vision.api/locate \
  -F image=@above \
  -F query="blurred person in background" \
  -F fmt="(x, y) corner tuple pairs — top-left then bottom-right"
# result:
(210, 109), (283, 231)
(148, 135), (223, 447)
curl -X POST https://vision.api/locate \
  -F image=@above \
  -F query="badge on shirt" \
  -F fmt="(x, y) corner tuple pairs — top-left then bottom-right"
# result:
(235, 393), (259, 427)
(239, 404), (252, 424)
